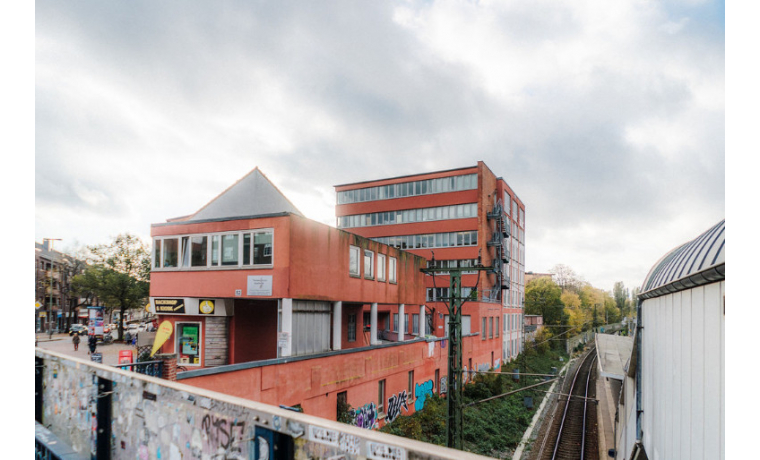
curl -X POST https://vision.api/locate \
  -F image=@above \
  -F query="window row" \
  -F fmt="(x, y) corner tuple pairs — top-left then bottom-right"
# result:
(481, 316), (500, 339)
(337, 203), (477, 229)
(349, 246), (397, 283)
(426, 287), (476, 302)
(337, 174), (478, 204)
(153, 230), (273, 269)
(371, 231), (478, 250)
(425, 258), (480, 275)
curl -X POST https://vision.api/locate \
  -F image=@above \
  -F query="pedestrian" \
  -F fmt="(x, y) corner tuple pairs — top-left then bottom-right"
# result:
(88, 334), (97, 354)
(72, 333), (80, 351)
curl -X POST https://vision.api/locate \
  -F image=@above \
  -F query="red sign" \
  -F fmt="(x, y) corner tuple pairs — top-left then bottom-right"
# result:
(118, 350), (133, 367)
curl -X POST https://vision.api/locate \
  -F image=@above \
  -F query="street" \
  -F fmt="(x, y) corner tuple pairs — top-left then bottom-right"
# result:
(35, 333), (138, 366)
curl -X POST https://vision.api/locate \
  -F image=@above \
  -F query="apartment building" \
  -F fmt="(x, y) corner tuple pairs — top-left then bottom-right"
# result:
(334, 161), (526, 368)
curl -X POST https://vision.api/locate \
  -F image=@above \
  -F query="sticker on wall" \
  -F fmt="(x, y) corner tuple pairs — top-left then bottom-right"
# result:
(199, 300), (215, 315)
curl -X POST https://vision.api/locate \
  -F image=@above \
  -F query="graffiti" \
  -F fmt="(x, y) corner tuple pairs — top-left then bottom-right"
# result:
(351, 403), (378, 430)
(385, 390), (409, 424)
(439, 377), (447, 394)
(414, 380), (434, 411)
(200, 414), (245, 451)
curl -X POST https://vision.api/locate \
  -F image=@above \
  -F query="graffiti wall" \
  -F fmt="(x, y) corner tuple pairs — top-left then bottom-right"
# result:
(36, 349), (488, 460)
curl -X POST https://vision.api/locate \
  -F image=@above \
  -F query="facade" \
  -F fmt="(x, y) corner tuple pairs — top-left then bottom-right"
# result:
(523, 314), (543, 343)
(614, 219), (725, 460)
(150, 168), (485, 425)
(335, 161), (526, 367)
(35, 240), (90, 332)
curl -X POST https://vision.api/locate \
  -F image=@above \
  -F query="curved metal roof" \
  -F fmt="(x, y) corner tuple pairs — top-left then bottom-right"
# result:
(639, 219), (725, 300)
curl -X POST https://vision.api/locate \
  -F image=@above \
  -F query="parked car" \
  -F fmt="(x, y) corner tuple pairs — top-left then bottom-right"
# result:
(69, 324), (88, 336)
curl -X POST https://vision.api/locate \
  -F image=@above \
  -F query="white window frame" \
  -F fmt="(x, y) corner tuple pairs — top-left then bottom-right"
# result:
(153, 229), (274, 271)
(176, 321), (203, 367)
(364, 250), (374, 279)
(349, 245), (361, 277)
(389, 257), (397, 283)
(377, 253), (386, 282)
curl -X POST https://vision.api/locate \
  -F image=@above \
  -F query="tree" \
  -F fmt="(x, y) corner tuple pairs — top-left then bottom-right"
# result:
(72, 234), (150, 340)
(525, 278), (566, 326)
(549, 264), (582, 293)
(613, 282), (629, 317)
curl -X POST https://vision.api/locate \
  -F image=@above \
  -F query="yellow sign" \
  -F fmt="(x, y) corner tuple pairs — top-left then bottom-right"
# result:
(199, 300), (215, 315)
(145, 303), (151, 312)
(35, 301), (42, 310)
(150, 321), (174, 357)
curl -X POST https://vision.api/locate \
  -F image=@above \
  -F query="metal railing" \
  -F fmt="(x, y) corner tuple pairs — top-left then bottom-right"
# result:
(114, 360), (163, 378)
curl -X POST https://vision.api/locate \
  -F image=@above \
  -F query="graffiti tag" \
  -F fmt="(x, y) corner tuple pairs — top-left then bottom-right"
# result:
(414, 380), (434, 411)
(352, 402), (378, 430)
(200, 414), (245, 451)
(386, 390), (409, 424)
(439, 377), (447, 394)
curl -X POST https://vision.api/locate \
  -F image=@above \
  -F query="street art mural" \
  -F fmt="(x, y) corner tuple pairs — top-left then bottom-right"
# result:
(440, 377), (448, 394)
(414, 380), (434, 411)
(351, 402), (378, 430)
(386, 390), (409, 424)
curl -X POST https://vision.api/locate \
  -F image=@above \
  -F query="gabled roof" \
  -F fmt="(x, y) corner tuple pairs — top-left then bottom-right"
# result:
(184, 168), (303, 222)
(639, 219), (725, 300)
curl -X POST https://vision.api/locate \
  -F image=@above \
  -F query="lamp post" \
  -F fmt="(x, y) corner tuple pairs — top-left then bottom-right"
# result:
(44, 238), (62, 336)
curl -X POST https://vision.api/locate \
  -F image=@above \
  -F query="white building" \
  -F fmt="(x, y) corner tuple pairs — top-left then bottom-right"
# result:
(614, 219), (724, 460)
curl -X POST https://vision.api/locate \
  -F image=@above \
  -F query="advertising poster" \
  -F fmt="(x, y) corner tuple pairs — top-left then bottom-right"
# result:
(178, 323), (200, 365)
(87, 306), (104, 337)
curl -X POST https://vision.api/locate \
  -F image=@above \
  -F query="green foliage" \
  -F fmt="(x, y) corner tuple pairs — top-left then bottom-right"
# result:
(380, 350), (569, 456)
(525, 278), (567, 325)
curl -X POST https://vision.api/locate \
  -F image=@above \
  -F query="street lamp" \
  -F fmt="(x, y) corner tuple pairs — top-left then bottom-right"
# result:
(44, 238), (62, 336)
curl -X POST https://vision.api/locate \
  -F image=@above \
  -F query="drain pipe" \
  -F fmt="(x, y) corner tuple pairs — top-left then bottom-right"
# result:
(634, 294), (643, 451)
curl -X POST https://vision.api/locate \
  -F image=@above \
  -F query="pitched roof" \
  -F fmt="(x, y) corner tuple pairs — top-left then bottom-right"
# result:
(185, 168), (303, 222)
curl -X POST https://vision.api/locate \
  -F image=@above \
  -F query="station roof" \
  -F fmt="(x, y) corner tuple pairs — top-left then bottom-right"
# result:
(639, 219), (725, 300)
(595, 333), (634, 381)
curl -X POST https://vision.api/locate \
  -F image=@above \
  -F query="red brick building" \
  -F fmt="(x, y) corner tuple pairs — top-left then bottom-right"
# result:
(149, 168), (499, 426)
(335, 161), (527, 367)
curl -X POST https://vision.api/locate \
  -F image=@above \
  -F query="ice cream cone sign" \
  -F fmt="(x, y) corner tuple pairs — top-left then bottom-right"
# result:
(150, 321), (174, 357)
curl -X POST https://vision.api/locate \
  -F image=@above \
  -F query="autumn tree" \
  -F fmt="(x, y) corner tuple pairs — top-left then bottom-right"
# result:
(525, 277), (567, 326)
(549, 264), (582, 293)
(72, 234), (150, 340)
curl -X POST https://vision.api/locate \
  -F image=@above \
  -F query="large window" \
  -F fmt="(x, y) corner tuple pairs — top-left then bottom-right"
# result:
(349, 246), (360, 277)
(337, 203), (478, 229)
(177, 322), (201, 366)
(154, 229), (273, 270)
(337, 173), (478, 204)
(372, 231), (478, 250)
(364, 250), (374, 279)
(389, 257), (397, 283)
(377, 254), (386, 282)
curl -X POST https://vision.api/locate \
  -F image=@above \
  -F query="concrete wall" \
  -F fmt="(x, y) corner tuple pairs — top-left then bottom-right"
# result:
(36, 348), (490, 460)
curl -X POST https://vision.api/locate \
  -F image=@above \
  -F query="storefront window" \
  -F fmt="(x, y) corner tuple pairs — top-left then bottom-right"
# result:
(177, 322), (201, 366)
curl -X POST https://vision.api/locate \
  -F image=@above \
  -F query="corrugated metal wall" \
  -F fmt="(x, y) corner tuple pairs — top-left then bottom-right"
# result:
(640, 281), (724, 460)
(292, 300), (331, 356)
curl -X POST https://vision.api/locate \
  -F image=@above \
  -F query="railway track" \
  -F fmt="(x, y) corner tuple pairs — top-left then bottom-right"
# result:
(535, 347), (599, 460)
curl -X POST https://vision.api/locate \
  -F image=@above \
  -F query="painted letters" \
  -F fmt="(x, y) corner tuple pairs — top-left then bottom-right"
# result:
(386, 390), (409, 424)
(414, 380), (434, 411)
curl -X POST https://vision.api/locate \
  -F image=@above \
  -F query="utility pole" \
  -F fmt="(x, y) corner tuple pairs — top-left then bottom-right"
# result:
(421, 261), (492, 450)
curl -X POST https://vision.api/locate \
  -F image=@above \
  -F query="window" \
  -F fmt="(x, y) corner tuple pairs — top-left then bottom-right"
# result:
(348, 314), (356, 342)
(153, 239), (162, 268)
(412, 314), (419, 335)
(378, 379), (386, 414)
(496, 316), (500, 338)
(363, 312), (371, 330)
(482, 318), (487, 340)
(253, 231), (273, 265)
(364, 250), (374, 279)
(435, 369), (440, 393)
(220, 234), (239, 266)
(176, 322), (202, 366)
(489, 317), (494, 339)
(393, 313), (399, 332)
(408, 371), (414, 399)
(377, 254), (386, 281)
(163, 238), (179, 268)
(349, 246), (360, 277)
(404, 313), (409, 334)
(389, 257), (397, 283)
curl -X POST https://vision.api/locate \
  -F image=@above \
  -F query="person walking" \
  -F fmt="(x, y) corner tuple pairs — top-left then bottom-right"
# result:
(72, 333), (80, 351)
(88, 334), (97, 355)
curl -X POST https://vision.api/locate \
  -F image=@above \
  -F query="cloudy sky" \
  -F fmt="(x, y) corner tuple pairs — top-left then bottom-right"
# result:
(33, 0), (725, 293)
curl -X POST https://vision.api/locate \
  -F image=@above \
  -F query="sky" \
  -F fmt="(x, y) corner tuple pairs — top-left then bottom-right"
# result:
(32, 0), (726, 293)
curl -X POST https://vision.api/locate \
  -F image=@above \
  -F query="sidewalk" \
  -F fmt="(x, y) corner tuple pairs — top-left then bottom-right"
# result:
(35, 333), (138, 366)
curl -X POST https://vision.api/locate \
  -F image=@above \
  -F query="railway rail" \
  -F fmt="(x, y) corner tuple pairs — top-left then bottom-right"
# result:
(535, 347), (599, 460)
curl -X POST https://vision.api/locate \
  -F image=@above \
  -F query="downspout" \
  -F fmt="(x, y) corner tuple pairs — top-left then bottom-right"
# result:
(635, 298), (642, 440)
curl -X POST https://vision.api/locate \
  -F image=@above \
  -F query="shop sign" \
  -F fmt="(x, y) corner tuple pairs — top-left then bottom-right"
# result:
(155, 299), (185, 314)
(199, 299), (215, 315)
